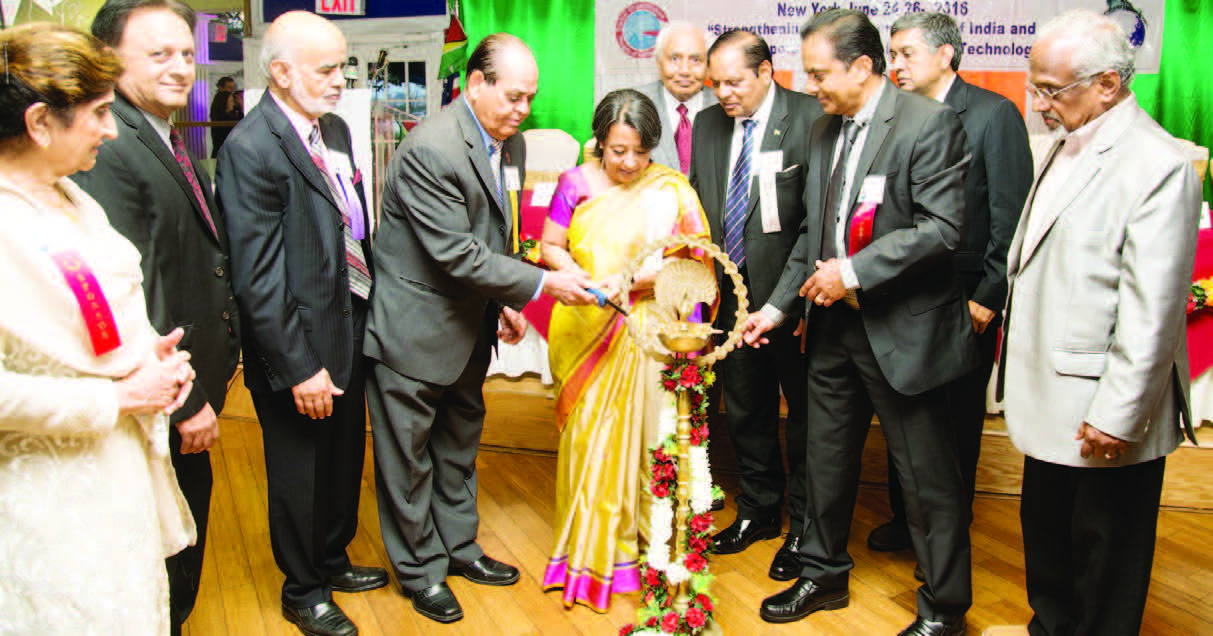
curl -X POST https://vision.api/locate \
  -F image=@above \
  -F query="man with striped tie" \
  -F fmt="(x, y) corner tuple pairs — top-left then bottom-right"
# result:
(216, 11), (387, 636)
(687, 29), (822, 581)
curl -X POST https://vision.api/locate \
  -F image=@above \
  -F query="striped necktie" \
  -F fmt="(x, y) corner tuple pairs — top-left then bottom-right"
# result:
(308, 125), (371, 299)
(723, 119), (756, 268)
(168, 128), (217, 237)
(488, 138), (505, 205)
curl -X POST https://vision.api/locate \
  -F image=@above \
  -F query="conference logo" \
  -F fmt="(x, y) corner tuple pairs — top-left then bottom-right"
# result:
(615, 2), (668, 58)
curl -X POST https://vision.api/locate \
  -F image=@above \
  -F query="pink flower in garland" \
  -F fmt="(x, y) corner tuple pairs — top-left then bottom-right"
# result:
(688, 536), (709, 553)
(652, 482), (670, 498)
(690, 513), (712, 534)
(644, 568), (663, 587)
(680, 364), (701, 387)
(620, 625), (634, 636)
(685, 607), (707, 629)
(661, 611), (681, 633)
(696, 594), (714, 612)
(685, 552), (707, 573)
(647, 616), (660, 628)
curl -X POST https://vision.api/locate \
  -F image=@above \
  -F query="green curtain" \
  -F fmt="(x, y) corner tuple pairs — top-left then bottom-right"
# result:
(1135, 0), (1213, 202)
(460, 0), (597, 143)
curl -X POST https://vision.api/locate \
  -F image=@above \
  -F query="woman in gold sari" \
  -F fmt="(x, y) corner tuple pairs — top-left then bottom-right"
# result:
(540, 89), (711, 611)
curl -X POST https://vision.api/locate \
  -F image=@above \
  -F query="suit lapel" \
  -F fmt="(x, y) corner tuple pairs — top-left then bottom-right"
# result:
(744, 85), (790, 220)
(652, 86), (676, 168)
(457, 99), (505, 217)
(944, 76), (968, 117)
(258, 93), (342, 213)
(810, 116), (841, 260)
(113, 94), (221, 246)
(1007, 138), (1065, 275)
(844, 83), (896, 219)
(1018, 150), (1101, 266)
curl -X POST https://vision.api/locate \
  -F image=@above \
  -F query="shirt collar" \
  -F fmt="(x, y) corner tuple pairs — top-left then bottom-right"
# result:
(138, 108), (173, 150)
(932, 73), (958, 103)
(269, 89), (320, 146)
(1061, 91), (1137, 153)
(849, 79), (886, 129)
(463, 97), (497, 153)
(738, 81), (777, 125)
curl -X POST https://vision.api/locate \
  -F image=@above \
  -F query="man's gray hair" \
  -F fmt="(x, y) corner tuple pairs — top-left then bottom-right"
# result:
(1037, 9), (1136, 88)
(890, 12), (963, 72)
(654, 21), (706, 60)
(259, 33), (294, 85)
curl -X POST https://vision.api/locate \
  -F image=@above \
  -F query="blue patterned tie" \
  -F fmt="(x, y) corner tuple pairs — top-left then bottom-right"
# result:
(723, 119), (756, 268)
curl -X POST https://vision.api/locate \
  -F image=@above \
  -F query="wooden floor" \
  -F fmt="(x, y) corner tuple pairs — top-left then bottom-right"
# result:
(182, 377), (1213, 635)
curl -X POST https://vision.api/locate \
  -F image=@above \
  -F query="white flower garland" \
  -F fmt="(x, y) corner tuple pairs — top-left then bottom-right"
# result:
(643, 432), (715, 579)
(688, 446), (712, 514)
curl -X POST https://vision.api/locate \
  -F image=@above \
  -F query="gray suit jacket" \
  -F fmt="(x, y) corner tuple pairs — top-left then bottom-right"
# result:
(364, 97), (543, 386)
(689, 83), (822, 309)
(635, 80), (717, 171)
(999, 96), (1199, 467)
(769, 80), (977, 396)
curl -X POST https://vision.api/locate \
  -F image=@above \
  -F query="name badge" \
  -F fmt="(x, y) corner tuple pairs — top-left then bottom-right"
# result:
(859, 175), (886, 205)
(503, 166), (522, 192)
(759, 173), (780, 233)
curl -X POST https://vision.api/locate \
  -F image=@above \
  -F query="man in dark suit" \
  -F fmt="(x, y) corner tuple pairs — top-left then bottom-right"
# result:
(865, 12), (1034, 558)
(209, 75), (242, 157)
(634, 22), (717, 173)
(74, 2), (240, 633)
(687, 28), (821, 581)
(216, 11), (387, 636)
(743, 10), (976, 635)
(364, 34), (595, 625)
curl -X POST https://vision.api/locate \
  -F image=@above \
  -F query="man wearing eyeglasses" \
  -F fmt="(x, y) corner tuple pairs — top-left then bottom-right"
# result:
(997, 10), (1200, 635)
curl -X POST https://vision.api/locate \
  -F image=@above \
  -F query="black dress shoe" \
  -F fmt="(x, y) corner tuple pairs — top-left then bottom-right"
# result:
(330, 565), (389, 593)
(759, 578), (849, 623)
(712, 516), (781, 555)
(768, 534), (802, 581)
(897, 615), (967, 635)
(913, 563), (925, 583)
(867, 520), (912, 552)
(282, 600), (358, 636)
(448, 555), (521, 586)
(408, 582), (463, 624)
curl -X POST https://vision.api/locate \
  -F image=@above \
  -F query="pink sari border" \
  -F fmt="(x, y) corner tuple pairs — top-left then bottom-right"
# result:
(542, 557), (640, 613)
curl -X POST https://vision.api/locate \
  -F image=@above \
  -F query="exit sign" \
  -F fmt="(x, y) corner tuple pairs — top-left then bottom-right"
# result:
(316, 0), (364, 16)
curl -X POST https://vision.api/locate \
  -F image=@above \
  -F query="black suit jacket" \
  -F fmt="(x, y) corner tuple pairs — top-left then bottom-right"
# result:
(943, 77), (1032, 312)
(770, 81), (978, 396)
(689, 83), (823, 309)
(216, 93), (374, 394)
(364, 97), (542, 386)
(72, 92), (240, 423)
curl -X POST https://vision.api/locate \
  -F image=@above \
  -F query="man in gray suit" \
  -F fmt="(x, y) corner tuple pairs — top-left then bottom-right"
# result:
(635, 21), (717, 174)
(743, 10), (975, 634)
(364, 34), (595, 625)
(867, 11), (1034, 559)
(687, 28), (821, 582)
(998, 11), (1200, 635)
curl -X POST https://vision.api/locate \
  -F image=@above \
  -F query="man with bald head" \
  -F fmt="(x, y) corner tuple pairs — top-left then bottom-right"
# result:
(998, 10), (1200, 635)
(364, 34), (594, 624)
(635, 21), (717, 173)
(217, 11), (386, 636)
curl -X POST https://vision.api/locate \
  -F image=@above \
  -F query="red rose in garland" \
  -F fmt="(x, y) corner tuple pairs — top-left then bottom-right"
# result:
(644, 568), (662, 586)
(685, 607), (707, 629)
(661, 611), (681, 633)
(690, 513), (712, 534)
(688, 536), (708, 553)
(652, 482), (670, 498)
(696, 594), (714, 612)
(685, 552), (707, 573)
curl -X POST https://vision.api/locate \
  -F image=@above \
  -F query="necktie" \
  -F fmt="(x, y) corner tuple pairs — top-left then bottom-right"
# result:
(489, 138), (505, 206)
(168, 128), (217, 237)
(822, 119), (860, 261)
(723, 119), (756, 268)
(308, 125), (371, 299)
(675, 103), (692, 175)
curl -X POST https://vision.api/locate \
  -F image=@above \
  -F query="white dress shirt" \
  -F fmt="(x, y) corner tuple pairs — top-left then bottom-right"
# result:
(725, 82), (777, 183)
(662, 85), (706, 128)
(833, 80), (887, 289)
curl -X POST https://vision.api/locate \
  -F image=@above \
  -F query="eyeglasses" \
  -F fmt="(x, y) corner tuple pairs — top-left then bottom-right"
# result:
(1026, 70), (1108, 104)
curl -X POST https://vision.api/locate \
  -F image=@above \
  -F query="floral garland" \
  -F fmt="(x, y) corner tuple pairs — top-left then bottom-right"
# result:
(622, 360), (724, 636)
(1189, 277), (1211, 314)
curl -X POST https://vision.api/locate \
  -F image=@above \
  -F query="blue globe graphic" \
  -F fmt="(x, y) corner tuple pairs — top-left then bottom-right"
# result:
(624, 11), (662, 52)
(1106, 8), (1147, 47)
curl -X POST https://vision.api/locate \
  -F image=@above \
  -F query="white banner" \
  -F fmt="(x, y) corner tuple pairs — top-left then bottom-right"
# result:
(596, 0), (1163, 99)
